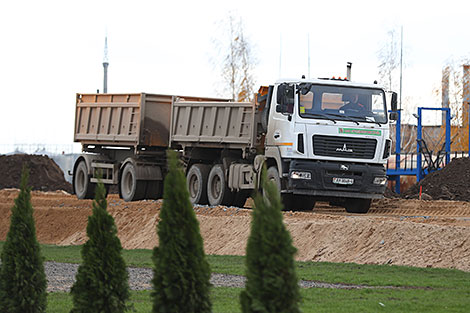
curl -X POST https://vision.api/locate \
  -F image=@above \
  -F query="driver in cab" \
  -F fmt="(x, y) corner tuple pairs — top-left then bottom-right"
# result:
(340, 94), (365, 111)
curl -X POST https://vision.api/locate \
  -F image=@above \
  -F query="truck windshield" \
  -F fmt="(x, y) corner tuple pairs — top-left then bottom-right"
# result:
(298, 84), (387, 124)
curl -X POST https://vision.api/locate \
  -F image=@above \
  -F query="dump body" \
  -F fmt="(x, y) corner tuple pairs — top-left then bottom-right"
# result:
(74, 93), (230, 148)
(171, 101), (258, 150)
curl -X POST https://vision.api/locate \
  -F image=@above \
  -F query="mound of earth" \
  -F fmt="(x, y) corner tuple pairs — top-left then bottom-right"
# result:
(402, 157), (470, 201)
(0, 154), (72, 193)
(0, 191), (469, 271)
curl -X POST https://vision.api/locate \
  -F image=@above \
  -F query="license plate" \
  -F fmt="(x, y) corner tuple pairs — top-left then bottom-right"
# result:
(332, 177), (354, 185)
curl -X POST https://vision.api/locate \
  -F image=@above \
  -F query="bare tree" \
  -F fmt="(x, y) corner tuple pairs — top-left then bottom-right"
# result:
(213, 14), (257, 101)
(377, 30), (400, 91)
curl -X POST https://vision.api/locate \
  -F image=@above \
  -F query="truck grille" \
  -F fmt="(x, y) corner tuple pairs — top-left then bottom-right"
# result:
(313, 135), (377, 159)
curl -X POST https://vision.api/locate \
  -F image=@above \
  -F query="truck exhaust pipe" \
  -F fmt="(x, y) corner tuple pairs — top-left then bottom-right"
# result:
(346, 62), (352, 81)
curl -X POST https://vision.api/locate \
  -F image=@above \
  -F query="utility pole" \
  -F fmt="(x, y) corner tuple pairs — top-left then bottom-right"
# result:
(103, 35), (109, 94)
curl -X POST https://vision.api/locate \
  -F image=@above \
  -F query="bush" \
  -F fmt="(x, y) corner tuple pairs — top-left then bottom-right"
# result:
(0, 166), (47, 313)
(70, 180), (130, 313)
(152, 150), (211, 313)
(240, 168), (301, 313)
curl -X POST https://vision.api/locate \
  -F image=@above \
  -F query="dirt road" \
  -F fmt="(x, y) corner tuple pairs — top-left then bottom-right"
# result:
(0, 189), (469, 272)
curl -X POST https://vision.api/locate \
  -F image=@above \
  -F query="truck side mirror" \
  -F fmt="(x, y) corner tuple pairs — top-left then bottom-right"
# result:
(391, 92), (398, 111)
(389, 112), (399, 121)
(276, 84), (294, 114)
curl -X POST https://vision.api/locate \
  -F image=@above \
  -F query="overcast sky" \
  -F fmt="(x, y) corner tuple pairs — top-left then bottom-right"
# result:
(1, 0), (469, 148)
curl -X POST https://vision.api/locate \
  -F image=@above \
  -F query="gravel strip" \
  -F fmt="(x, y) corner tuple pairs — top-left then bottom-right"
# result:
(45, 262), (402, 292)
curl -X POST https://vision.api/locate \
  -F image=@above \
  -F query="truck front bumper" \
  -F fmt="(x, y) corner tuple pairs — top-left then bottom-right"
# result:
(286, 160), (387, 199)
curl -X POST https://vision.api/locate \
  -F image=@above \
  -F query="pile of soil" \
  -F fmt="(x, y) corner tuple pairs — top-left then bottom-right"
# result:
(402, 157), (470, 201)
(0, 154), (72, 193)
(1, 191), (469, 271)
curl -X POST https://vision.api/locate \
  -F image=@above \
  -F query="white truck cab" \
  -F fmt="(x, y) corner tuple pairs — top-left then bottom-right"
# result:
(262, 78), (397, 213)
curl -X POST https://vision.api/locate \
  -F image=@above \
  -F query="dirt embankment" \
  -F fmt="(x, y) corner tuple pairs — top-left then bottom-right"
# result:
(0, 190), (469, 272)
(0, 154), (72, 193)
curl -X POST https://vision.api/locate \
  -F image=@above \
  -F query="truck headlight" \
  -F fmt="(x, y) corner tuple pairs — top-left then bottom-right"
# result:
(373, 177), (387, 185)
(291, 171), (312, 180)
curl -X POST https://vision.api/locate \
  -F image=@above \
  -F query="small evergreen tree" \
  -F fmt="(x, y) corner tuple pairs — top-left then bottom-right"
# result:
(152, 150), (211, 313)
(240, 168), (301, 313)
(70, 179), (130, 313)
(0, 166), (47, 313)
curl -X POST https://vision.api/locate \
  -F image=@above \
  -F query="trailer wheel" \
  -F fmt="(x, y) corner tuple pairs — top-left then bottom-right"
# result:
(207, 164), (233, 206)
(120, 163), (146, 202)
(74, 160), (95, 199)
(187, 164), (210, 205)
(345, 198), (371, 214)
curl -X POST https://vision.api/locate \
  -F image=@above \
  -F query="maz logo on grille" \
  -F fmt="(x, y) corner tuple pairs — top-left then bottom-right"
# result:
(336, 144), (353, 153)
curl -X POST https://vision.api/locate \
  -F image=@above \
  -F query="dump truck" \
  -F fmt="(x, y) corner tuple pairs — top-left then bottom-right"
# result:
(72, 78), (397, 213)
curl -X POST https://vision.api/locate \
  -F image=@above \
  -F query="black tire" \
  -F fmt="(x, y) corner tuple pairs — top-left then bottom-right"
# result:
(145, 180), (163, 200)
(74, 160), (95, 199)
(187, 164), (210, 205)
(266, 166), (281, 191)
(207, 164), (233, 206)
(345, 198), (371, 214)
(120, 163), (146, 202)
(266, 166), (289, 210)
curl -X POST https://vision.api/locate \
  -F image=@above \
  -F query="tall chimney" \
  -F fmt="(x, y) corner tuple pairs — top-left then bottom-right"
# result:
(442, 66), (450, 125)
(103, 36), (109, 93)
(463, 65), (470, 146)
(442, 66), (450, 108)
(346, 62), (352, 81)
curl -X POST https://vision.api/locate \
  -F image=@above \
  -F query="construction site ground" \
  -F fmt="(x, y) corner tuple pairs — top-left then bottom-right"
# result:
(0, 189), (469, 272)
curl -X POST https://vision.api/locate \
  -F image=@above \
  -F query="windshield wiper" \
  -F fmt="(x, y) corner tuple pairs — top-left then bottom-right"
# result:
(327, 113), (383, 127)
(323, 113), (360, 125)
(301, 112), (337, 124)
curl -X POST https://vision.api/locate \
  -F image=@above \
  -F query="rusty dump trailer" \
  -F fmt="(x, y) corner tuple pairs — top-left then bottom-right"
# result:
(73, 93), (262, 205)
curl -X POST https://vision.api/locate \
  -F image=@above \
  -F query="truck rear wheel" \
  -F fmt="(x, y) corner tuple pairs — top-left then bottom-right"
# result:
(345, 198), (371, 214)
(74, 160), (96, 199)
(120, 163), (146, 202)
(207, 164), (233, 206)
(187, 164), (210, 205)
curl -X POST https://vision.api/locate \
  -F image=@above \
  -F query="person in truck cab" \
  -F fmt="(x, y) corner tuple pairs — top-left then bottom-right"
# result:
(340, 93), (365, 111)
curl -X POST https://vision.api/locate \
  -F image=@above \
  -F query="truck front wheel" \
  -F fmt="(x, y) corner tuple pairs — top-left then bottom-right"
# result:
(345, 198), (371, 214)
(187, 164), (210, 205)
(207, 164), (233, 206)
(120, 163), (146, 202)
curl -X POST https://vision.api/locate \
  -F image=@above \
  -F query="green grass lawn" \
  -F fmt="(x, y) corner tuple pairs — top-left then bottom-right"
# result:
(47, 287), (469, 313)
(1, 242), (469, 312)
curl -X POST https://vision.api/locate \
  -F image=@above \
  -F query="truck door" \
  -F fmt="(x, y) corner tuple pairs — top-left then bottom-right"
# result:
(266, 83), (296, 158)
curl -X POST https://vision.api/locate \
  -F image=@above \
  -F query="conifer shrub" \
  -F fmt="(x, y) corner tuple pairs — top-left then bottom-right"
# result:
(0, 166), (47, 313)
(152, 150), (211, 313)
(240, 167), (301, 313)
(70, 179), (130, 313)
